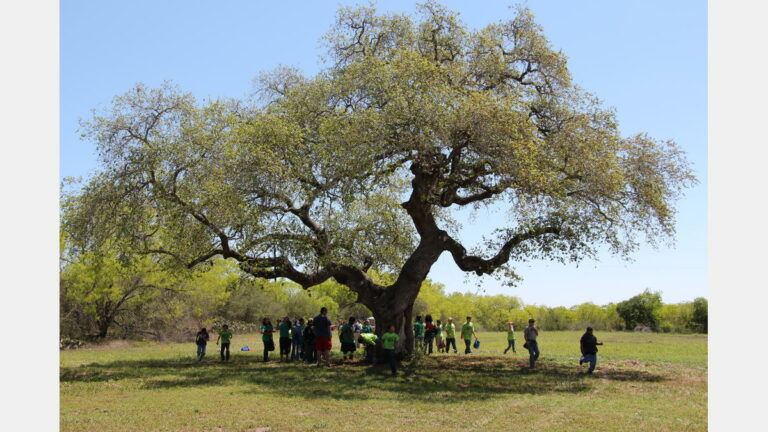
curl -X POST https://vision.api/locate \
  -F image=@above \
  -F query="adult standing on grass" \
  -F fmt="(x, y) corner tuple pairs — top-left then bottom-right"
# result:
(260, 318), (275, 362)
(462, 316), (478, 354)
(524, 319), (540, 368)
(195, 327), (210, 362)
(278, 316), (292, 362)
(413, 315), (425, 352)
(292, 318), (305, 361)
(579, 327), (604, 374)
(216, 324), (233, 362)
(340, 317), (357, 361)
(382, 324), (400, 377)
(313, 307), (333, 367)
(503, 322), (517, 354)
(303, 318), (316, 364)
(444, 318), (458, 354)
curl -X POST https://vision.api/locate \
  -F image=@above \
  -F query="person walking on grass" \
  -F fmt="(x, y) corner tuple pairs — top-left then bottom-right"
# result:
(260, 318), (275, 362)
(524, 318), (540, 368)
(382, 324), (400, 376)
(195, 327), (210, 362)
(462, 316), (478, 354)
(303, 318), (316, 364)
(503, 322), (517, 354)
(413, 315), (425, 352)
(340, 317), (357, 361)
(278, 316), (292, 362)
(579, 327), (604, 374)
(423, 314), (437, 355)
(216, 324), (233, 362)
(292, 318), (305, 361)
(444, 317), (458, 354)
(313, 307), (333, 367)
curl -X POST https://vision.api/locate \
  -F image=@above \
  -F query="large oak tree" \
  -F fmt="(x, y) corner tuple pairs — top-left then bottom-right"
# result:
(65, 2), (696, 352)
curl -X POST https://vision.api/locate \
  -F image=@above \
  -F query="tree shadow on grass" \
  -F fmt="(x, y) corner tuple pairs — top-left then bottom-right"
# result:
(60, 354), (667, 402)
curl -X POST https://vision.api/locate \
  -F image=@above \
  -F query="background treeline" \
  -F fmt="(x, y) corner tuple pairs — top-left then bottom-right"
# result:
(60, 254), (707, 346)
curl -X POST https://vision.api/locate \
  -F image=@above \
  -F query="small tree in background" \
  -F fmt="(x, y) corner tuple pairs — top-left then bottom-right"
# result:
(690, 297), (708, 333)
(616, 289), (663, 331)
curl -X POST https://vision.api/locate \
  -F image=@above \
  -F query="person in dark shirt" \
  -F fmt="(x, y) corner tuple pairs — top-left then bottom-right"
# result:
(195, 328), (210, 362)
(313, 307), (332, 367)
(579, 327), (604, 374)
(303, 318), (316, 364)
(423, 314), (437, 355)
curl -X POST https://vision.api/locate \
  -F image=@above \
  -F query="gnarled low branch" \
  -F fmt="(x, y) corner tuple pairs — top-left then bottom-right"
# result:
(441, 225), (561, 276)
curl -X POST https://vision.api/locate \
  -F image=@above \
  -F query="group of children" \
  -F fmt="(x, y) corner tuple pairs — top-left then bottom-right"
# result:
(194, 311), (604, 376)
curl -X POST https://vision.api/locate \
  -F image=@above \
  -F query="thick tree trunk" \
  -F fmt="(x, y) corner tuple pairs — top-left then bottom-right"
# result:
(364, 278), (423, 360)
(96, 317), (112, 338)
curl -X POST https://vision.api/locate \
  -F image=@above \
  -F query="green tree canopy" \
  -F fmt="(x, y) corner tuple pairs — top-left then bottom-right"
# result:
(64, 1), (696, 352)
(616, 289), (664, 331)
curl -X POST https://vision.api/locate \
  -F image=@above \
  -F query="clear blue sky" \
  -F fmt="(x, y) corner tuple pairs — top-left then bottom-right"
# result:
(61, 0), (706, 307)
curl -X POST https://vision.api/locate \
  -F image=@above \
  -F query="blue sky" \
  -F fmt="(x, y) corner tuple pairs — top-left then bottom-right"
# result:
(61, 0), (707, 307)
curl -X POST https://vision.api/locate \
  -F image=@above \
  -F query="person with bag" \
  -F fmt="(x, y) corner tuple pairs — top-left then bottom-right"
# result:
(579, 327), (604, 374)
(195, 327), (210, 362)
(216, 324), (233, 362)
(462, 316), (478, 354)
(523, 318), (540, 368)
(260, 318), (275, 362)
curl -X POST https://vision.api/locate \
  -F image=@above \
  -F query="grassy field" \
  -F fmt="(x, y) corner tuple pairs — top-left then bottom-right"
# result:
(60, 331), (707, 432)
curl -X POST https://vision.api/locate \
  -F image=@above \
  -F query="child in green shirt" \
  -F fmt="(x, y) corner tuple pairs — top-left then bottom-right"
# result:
(444, 318), (458, 354)
(260, 318), (275, 362)
(340, 317), (357, 361)
(413, 316), (425, 351)
(461, 316), (477, 354)
(381, 325), (400, 376)
(504, 321), (517, 354)
(216, 324), (233, 362)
